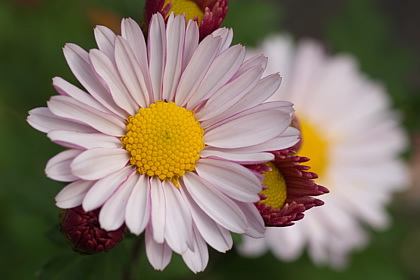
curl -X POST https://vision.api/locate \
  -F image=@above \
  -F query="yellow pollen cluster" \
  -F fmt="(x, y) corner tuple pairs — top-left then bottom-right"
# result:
(163, 0), (204, 26)
(121, 101), (205, 187)
(260, 162), (287, 210)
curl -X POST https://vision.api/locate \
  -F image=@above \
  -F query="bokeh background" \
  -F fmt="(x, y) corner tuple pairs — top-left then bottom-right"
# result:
(1, 0), (419, 279)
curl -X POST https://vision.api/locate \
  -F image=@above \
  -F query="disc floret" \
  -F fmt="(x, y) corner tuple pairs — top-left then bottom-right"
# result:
(121, 101), (205, 186)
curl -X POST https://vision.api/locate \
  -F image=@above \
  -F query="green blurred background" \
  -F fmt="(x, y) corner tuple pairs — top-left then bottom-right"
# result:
(1, 0), (419, 279)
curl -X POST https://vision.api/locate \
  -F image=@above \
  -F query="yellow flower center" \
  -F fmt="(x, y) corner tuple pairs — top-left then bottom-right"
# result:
(260, 162), (287, 209)
(121, 101), (205, 187)
(163, 0), (204, 26)
(297, 118), (329, 178)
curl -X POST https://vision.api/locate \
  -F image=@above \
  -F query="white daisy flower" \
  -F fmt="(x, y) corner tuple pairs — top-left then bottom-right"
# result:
(27, 15), (300, 272)
(238, 35), (409, 268)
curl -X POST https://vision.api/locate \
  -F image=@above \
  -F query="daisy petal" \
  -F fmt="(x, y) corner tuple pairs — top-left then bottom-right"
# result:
(162, 14), (185, 102)
(187, 44), (246, 110)
(150, 177), (166, 244)
(232, 54), (268, 80)
(47, 95), (126, 136)
(121, 18), (153, 101)
(121, 18), (149, 72)
(45, 149), (82, 182)
(200, 149), (274, 164)
(148, 13), (166, 102)
(201, 73), (282, 126)
(82, 166), (133, 211)
(71, 148), (129, 180)
(63, 43), (126, 118)
(175, 35), (221, 107)
(145, 227), (172, 271)
(235, 202), (265, 238)
(182, 226), (209, 273)
(182, 19), (199, 72)
(182, 172), (247, 233)
(223, 126), (300, 154)
(114, 36), (150, 108)
(195, 158), (262, 202)
(100, 170), (137, 231)
(179, 185), (233, 252)
(53, 77), (113, 114)
(94, 25), (117, 62)
(55, 180), (95, 209)
(125, 174), (150, 235)
(89, 49), (139, 116)
(47, 130), (121, 150)
(196, 65), (263, 121)
(202, 100), (293, 129)
(163, 180), (193, 254)
(204, 110), (291, 148)
(211, 28), (233, 54)
(27, 107), (97, 134)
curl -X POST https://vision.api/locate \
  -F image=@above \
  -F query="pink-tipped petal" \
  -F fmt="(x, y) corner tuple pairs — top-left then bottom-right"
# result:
(121, 18), (153, 102)
(53, 77), (113, 115)
(235, 201), (265, 238)
(89, 49), (139, 116)
(63, 43), (127, 118)
(121, 18), (149, 70)
(82, 166), (133, 211)
(47, 130), (121, 150)
(196, 65), (263, 120)
(27, 107), (97, 134)
(211, 27), (233, 54)
(175, 35), (221, 107)
(182, 20), (199, 72)
(71, 148), (129, 180)
(114, 36), (150, 108)
(179, 185), (233, 252)
(125, 174), (151, 235)
(201, 100), (293, 129)
(45, 149), (82, 182)
(55, 180), (95, 209)
(163, 180), (194, 254)
(150, 176), (166, 244)
(182, 226), (209, 273)
(195, 158), (262, 202)
(182, 172), (247, 234)
(148, 13), (166, 103)
(204, 110), (291, 148)
(199, 148), (274, 164)
(187, 44), (246, 110)
(94, 25), (117, 62)
(222, 126), (300, 154)
(233, 54), (268, 80)
(47, 95), (126, 137)
(202, 73), (282, 126)
(162, 14), (185, 102)
(145, 227), (172, 271)
(99, 171), (138, 231)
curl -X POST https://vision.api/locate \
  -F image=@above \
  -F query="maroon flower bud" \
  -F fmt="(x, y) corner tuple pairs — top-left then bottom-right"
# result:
(59, 206), (126, 255)
(143, 0), (229, 40)
(247, 148), (329, 227)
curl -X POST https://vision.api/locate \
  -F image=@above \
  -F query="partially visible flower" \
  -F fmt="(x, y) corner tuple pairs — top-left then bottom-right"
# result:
(27, 14), (299, 273)
(248, 148), (328, 228)
(238, 35), (409, 268)
(143, 0), (229, 40)
(60, 206), (126, 255)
